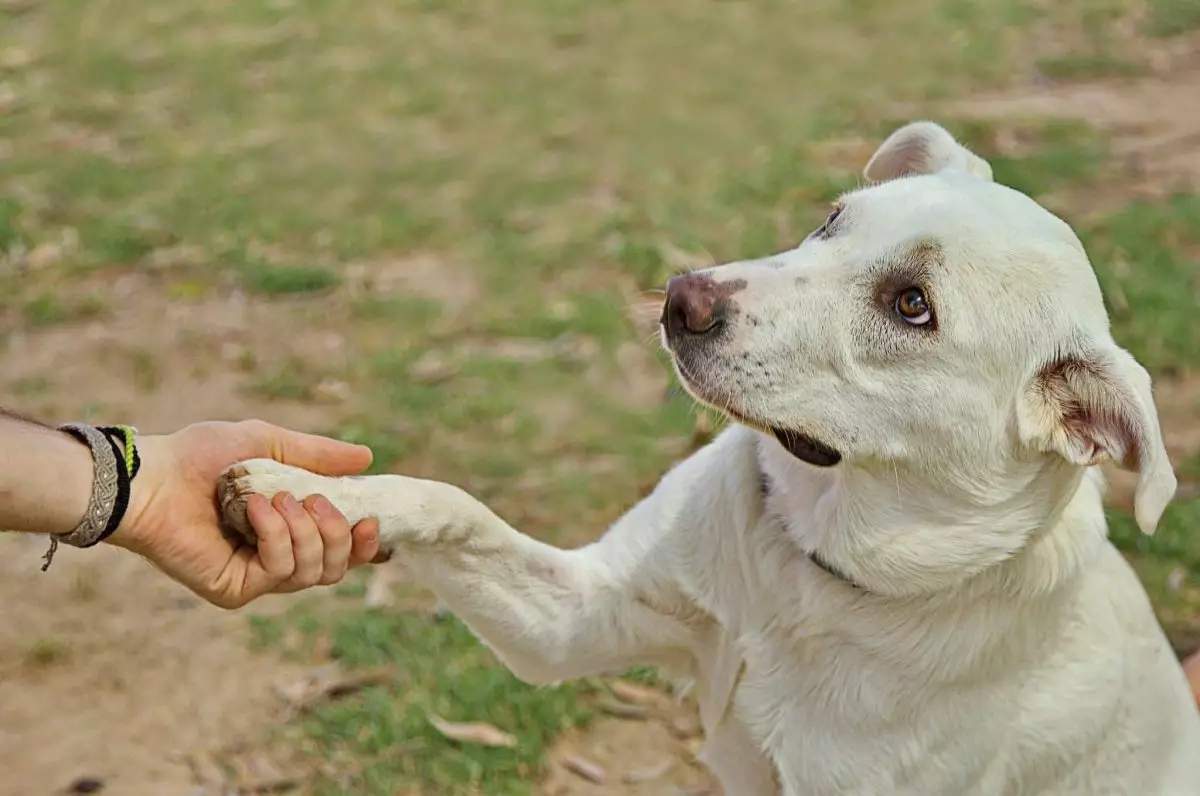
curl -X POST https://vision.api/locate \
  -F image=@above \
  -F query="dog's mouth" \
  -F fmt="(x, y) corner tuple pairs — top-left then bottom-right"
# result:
(769, 427), (842, 467)
(672, 361), (843, 468)
(732, 407), (842, 468)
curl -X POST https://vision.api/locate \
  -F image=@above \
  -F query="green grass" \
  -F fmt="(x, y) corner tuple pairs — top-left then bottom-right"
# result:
(1109, 496), (1200, 633)
(1081, 194), (1200, 373)
(949, 119), (1108, 198)
(1145, 0), (1200, 37)
(251, 600), (595, 795)
(251, 358), (320, 401)
(239, 263), (342, 296)
(1036, 53), (1147, 81)
(21, 292), (67, 326)
(0, 196), (23, 251)
(20, 290), (108, 326)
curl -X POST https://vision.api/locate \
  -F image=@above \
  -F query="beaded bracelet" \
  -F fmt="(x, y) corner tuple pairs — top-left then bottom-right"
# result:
(42, 423), (140, 571)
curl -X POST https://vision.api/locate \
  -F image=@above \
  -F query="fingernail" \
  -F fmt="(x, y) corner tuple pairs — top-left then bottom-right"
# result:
(280, 493), (300, 513)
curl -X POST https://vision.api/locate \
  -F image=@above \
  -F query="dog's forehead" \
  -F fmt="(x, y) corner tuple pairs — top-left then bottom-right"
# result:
(847, 172), (1076, 245)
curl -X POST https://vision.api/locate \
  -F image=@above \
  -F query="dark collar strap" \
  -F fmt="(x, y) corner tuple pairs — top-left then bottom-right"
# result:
(756, 458), (866, 592)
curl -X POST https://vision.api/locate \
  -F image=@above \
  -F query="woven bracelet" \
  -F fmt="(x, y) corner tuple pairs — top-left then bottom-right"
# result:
(42, 423), (139, 572)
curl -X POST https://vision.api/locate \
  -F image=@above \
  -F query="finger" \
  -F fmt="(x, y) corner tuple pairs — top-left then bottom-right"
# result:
(241, 420), (373, 476)
(275, 492), (325, 591)
(247, 494), (295, 583)
(224, 494), (297, 606)
(305, 495), (353, 585)
(348, 518), (382, 567)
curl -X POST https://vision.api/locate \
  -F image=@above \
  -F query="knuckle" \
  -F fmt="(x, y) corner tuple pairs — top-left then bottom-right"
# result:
(294, 566), (321, 588)
(239, 418), (274, 438)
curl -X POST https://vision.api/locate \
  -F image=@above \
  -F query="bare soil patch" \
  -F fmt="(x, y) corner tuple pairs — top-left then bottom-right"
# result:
(942, 37), (1200, 207)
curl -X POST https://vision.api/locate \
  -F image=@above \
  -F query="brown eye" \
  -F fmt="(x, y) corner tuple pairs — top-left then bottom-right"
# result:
(894, 287), (933, 326)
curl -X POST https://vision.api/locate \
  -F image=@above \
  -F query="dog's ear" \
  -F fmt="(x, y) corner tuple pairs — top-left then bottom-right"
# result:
(1020, 344), (1176, 534)
(864, 121), (994, 183)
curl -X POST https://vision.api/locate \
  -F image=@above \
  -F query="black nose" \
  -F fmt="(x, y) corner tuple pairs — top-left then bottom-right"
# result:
(663, 274), (728, 337)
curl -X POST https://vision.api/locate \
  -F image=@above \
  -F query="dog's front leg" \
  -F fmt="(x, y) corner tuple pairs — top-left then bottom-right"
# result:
(218, 459), (696, 684)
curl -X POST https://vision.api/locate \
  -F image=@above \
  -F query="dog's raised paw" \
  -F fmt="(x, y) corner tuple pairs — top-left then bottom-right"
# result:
(218, 460), (400, 558)
(218, 462), (260, 544)
(217, 458), (323, 545)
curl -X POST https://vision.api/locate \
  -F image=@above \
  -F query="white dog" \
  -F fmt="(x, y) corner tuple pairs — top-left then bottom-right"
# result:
(220, 121), (1200, 795)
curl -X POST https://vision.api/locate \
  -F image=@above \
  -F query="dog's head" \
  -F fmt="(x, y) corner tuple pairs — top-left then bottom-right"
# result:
(662, 121), (1175, 548)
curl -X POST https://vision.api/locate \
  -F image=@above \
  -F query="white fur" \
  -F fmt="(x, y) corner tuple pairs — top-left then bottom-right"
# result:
(221, 121), (1200, 795)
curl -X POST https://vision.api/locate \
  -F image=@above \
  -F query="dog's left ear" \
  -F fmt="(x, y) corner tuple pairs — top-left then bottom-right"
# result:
(1019, 344), (1177, 534)
(864, 121), (994, 183)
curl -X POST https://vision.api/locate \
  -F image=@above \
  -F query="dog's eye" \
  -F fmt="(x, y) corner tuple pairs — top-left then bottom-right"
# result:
(811, 204), (844, 239)
(894, 288), (933, 326)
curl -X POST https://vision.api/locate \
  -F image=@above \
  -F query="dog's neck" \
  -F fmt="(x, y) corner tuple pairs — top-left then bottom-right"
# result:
(754, 432), (1108, 599)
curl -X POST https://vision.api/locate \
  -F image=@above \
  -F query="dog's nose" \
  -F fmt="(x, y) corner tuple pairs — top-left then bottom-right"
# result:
(663, 273), (727, 336)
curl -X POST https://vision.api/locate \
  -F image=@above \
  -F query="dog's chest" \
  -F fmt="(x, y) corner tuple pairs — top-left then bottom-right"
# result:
(723, 618), (1016, 796)
(693, 520), (1017, 794)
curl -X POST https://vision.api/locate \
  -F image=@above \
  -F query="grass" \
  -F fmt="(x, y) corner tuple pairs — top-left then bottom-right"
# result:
(1145, 0), (1200, 37)
(249, 594), (595, 795)
(239, 261), (342, 296)
(2, 0), (1198, 793)
(24, 637), (71, 668)
(1080, 193), (1200, 373)
(1036, 53), (1147, 81)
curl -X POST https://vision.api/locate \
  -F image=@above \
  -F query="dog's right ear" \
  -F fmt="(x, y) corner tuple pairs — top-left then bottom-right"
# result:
(863, 121), (994, 183)
(1018, 343), (1177, 535)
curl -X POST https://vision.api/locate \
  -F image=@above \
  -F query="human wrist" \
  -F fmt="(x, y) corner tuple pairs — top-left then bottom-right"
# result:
(108, 433), (166, 554)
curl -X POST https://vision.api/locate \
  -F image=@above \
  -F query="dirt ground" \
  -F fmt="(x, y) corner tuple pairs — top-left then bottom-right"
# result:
(3, 61), (1200, 796)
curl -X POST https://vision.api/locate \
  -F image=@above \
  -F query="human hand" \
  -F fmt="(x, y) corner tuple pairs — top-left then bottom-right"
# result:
(111, 420), (381, 609)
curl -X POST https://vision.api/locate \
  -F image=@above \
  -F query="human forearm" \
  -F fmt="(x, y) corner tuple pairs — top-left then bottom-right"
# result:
(0, 410), (94, 535)
(1, 409), (381, 607)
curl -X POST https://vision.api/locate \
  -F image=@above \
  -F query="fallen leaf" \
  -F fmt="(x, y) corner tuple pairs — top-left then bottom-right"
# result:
(598, 697), (650, 719)
(234, 774), (299, 794)
(312, 667), (394, 703)
(562, 754), (607, 783)
(409, 352), (457, 384)
(622, 759), (674, 783)
(274, 666), (395, 716)
(427, 715), (518, 748)
(609, 679), (668, 707)
(313, 379), (351, 404)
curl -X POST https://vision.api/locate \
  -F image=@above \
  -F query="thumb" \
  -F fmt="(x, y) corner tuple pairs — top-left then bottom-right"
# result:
(242, 421), (373, 476)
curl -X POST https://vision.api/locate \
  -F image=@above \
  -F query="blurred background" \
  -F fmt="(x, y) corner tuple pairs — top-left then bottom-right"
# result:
(0, 1), (1197, 794)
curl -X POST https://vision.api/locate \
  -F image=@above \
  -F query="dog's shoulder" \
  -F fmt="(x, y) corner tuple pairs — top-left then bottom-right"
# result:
(604, 423), (765, 551)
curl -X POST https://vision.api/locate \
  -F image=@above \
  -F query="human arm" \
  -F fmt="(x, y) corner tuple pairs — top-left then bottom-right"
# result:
(0, 411), (382, 608)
